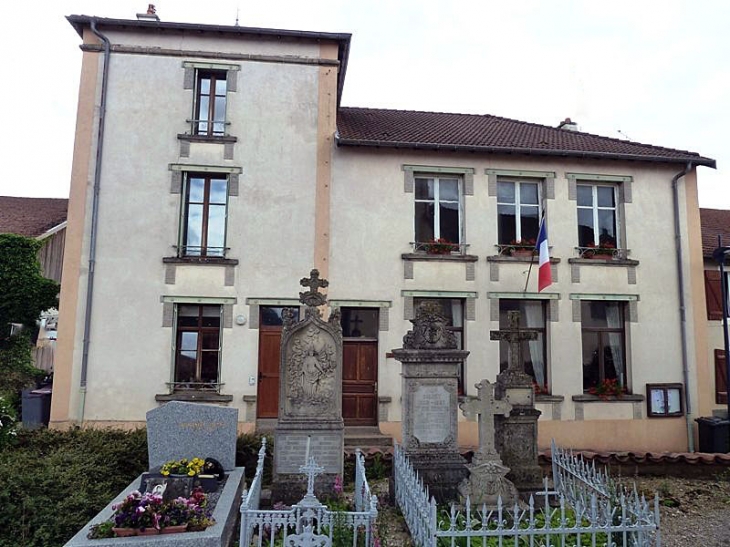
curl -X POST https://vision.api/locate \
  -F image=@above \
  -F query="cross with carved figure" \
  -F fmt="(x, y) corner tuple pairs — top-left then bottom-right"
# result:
(490, 310), (538, 374)
(460, 379), (512, 459)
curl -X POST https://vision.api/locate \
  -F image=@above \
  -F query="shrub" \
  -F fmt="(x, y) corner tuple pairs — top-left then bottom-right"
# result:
(0, 427), (147, 547)
(236, 432), (273, 482)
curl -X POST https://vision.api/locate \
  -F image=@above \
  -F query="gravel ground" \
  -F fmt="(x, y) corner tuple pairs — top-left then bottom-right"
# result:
(370, 475), (730, 546)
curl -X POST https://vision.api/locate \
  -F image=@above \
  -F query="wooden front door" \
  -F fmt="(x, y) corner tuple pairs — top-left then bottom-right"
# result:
(341, 307), (379, 426)
(256, 306), (298, 419)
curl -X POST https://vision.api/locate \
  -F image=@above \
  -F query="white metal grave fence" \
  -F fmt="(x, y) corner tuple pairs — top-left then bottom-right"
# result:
(394, 441), (661, 547)
(239, 443), (378, 547)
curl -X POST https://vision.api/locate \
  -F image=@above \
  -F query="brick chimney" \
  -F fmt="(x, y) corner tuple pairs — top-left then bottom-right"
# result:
(557, 117), (578, 131)
(136, 4), (160, 21)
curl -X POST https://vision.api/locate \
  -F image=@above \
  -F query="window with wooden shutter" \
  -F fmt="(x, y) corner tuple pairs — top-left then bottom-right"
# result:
(705, 270), (724, 320)
(715, 349), (728, 404)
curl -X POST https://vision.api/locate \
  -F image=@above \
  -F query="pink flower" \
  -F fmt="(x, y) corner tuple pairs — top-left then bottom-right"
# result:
(334, 475), (343, 494)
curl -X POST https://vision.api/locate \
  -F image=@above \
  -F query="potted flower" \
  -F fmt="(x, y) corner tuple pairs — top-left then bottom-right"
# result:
(532, 381), (549, 396)
(584, 241), (616, 259)
(160, 456), (205, 477)
(423, 238), (459, 255)
(159, 498), (191, 534)
(111, 490), (164, 536)
(588, 378), (625, 400)
(506, 238), (536, 258)
(186, 488), (216, 531)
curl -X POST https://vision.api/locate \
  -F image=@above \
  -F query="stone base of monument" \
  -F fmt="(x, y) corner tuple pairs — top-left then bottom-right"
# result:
(497, 407), (544, 498)
(407, 451), (468, 503)
(273, 427), (344, 504)
(63, 468), (245, 547)
(458, 456), (519, 508)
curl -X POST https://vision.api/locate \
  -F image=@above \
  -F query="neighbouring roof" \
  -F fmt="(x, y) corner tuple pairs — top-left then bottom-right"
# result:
(700, 208), (730, 258)
(0, 197), (68, 238)
(337, 107), (717, 167)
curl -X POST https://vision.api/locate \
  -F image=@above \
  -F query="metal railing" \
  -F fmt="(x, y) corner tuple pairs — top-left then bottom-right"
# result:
(239, 442), (378, 547)
(175, 245), (229, 258)
(185, 118), (232, 137)
(394, 440), (660, 547)
(576, 245), (629, 259)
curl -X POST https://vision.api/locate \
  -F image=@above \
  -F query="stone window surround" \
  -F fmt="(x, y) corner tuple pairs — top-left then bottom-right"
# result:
(402, 252), (479, 282)
(329, 299), (392, 332)
(486, 255), (560, 283)
(157, 295), (237, 403)
(182, 61), (240, 141)
(401, 290), (478, 322)
(245, 298), (304, 330)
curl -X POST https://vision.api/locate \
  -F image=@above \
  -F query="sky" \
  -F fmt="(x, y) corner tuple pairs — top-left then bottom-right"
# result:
(1, 0), (728, 207)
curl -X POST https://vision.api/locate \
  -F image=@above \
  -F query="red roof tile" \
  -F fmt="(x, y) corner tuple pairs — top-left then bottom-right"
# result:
(700, 208), (730, 258)
(337, 107), (716, 167)
(0, 196), (68, 238)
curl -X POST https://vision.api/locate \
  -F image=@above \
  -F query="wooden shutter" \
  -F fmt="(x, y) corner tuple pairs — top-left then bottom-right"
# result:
(705, 270), (724, 320)
(716, 349), (728, 404)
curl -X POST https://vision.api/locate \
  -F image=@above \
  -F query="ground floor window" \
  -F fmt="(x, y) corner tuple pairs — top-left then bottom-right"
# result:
(413, 298), (465, 393)
(498, 300), (548, 393)
(581, 301), (626, 393)
(174, 304), (221, 390)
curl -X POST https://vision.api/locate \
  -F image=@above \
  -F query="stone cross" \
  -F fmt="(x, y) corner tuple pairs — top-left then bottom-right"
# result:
(460, 379), (512, 460)
(299, 269), (329, 308)
(490, 310), (538, 374)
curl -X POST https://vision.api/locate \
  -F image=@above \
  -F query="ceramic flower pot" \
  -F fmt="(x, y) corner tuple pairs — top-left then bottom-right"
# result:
(137, 527), (160, 536)
(511, 249), (535, 258)
(161, 524), (188, 534)
(112, 527), (136, 537)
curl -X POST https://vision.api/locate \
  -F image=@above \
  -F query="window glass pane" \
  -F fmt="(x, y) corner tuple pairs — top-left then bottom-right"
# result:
(200, 352), (219, 383)
(175, 352), (197, 383)
(577, 185), (593, 206)
(206, 205), (226, 253)
(520, 183), (539, 205)
(438, 179), (459, 202)
(180, 331), (198, 351)
(215, 78), (227, 95)
(209, 179), (227, 204)
(581, 301), (607, 328)
(439, 202), (460, 243)
(261, 306), (300, 326)
(178, 305), (198, 317)
(668, 389), (681, 413)
(185, 204), (203, 251)
(197, 96), (210, 121)
(341, 308), (379, 338)
(201, 306), (220, 327)
(582, 331), (600, 390)
(498, 204), (516, 244)
(200, 77), (211, 95)
(497, 181), (515, 203)
(597, 186), (615, 208)
(415, 202), (435, 242)
(415, 178), (434, 200)
(188, 178), (205, 203)
(202, 331), (219, 350)
(520, 206), (540, 241)
(214, 97), (226, 121)
(577, 208), (594, 246)
(597, 210), (617, 246)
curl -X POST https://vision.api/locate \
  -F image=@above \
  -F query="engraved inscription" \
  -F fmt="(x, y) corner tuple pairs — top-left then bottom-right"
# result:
(179, 421), (225, 432)
(412, 385), (450, 444)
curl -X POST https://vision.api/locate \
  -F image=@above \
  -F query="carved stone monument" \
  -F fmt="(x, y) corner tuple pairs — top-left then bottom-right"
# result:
(458, 379), (518, 506)
(491, 310), (543, 494)
(273, 269), (344, 503)
(392, 301), (469, 502)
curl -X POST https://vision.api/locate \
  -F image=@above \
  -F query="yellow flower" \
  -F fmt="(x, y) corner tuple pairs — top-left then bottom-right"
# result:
(161, 470), (169, 476)
(188, 470), (195, 476)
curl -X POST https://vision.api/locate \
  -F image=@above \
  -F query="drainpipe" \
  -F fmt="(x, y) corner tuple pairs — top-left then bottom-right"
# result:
(78, 20), (111, 424)
(672, 161), (695, 452)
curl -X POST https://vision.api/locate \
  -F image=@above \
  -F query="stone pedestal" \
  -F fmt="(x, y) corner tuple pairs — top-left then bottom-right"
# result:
(392, 301), (469, 502)
(273, 270), (344, 504)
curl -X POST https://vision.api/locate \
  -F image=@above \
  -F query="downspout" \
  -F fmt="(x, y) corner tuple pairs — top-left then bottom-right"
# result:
(78, 19), (110, 424)
(672, 161), (695, 452)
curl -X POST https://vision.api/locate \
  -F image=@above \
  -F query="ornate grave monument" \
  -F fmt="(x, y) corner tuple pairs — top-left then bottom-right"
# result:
(273, 269), (344, 502)
(392, 301), (469, 501)
(491, 310), (544, 494)
(458, 379), (518, 506)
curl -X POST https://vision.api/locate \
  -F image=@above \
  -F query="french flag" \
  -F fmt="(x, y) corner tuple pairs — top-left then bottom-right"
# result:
(536, 217), (552, 292)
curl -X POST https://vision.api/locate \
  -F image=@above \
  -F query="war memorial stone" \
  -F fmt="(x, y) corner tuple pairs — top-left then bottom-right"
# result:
(392, 301), (469, 502)
(273, 269), (344, 502)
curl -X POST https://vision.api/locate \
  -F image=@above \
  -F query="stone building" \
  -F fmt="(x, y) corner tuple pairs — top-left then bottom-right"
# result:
(51, 12), (716, 453)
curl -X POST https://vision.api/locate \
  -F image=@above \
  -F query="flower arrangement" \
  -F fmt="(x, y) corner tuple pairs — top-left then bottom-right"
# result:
(160, 456), (205, 477)
(504, 238), (536, 256)
(588, 378), (625, 399)
(532, 381), (549, 395)
(423, 238), (459, 255)
(584, 241), (616, 257)
(111, 490), (164, 531)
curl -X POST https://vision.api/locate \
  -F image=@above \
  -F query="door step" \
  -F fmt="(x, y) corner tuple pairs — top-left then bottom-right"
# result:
(344, 426), (393, 450)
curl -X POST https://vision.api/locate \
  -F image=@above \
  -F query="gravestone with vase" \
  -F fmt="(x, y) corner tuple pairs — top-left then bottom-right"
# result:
(491, 310), (544, 495)
(272, 269), (344, 503)
(64, 401), (245, 546)
(391, 300), (469, 502)
(458, 378), (519, 506)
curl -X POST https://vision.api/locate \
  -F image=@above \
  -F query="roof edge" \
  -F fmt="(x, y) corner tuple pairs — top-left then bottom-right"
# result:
(336, 137), (717, 168)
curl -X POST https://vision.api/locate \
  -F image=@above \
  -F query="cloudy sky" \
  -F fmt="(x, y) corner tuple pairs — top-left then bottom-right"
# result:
(1, 0), (727, 207)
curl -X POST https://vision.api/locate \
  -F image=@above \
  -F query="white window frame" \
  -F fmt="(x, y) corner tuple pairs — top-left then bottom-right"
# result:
(413, 175), (464, 243)
(497, 178), (542, 243)
(576, 183), (620, 247)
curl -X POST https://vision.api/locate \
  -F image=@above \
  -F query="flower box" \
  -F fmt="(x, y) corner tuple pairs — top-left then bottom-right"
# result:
(511, 248), (535, 258)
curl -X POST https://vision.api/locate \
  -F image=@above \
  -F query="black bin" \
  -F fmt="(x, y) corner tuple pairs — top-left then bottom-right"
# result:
(21, 388), (52, 429)
(695, 416), (730, 453)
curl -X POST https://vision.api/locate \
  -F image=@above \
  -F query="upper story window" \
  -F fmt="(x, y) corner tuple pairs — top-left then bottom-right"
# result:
(497, 180), (541, 244)
(194, 70), (227, 137)
(181, 174), (228, 258)
(174, 304), (221, 390)
(414, 176), (463, 251)
(577, 184), (619, 248)
(581, 301), (626, 394)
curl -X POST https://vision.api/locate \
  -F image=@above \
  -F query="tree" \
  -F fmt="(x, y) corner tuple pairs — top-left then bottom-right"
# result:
(0, 234), (59, 397)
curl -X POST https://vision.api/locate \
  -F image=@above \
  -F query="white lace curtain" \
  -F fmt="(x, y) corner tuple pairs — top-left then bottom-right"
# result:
(604, 304), (624, 386)
(523, 301), (545, 387)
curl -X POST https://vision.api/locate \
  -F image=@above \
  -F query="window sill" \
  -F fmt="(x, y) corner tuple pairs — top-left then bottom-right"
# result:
(163, 256), (239, 266)
(487, 255), (561, 264)
(177, 134), (237, 144)
(572, 394), (644, 403)
(536, 394), (564, 403)
(568, 258), (639, 267)
(156, 391), (233, 403)
(402, 252), (478, 262)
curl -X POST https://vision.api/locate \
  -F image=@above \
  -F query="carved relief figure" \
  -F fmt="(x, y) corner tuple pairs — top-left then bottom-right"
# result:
(288, 326), (336, 410)
(403, 301), (457, 350)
